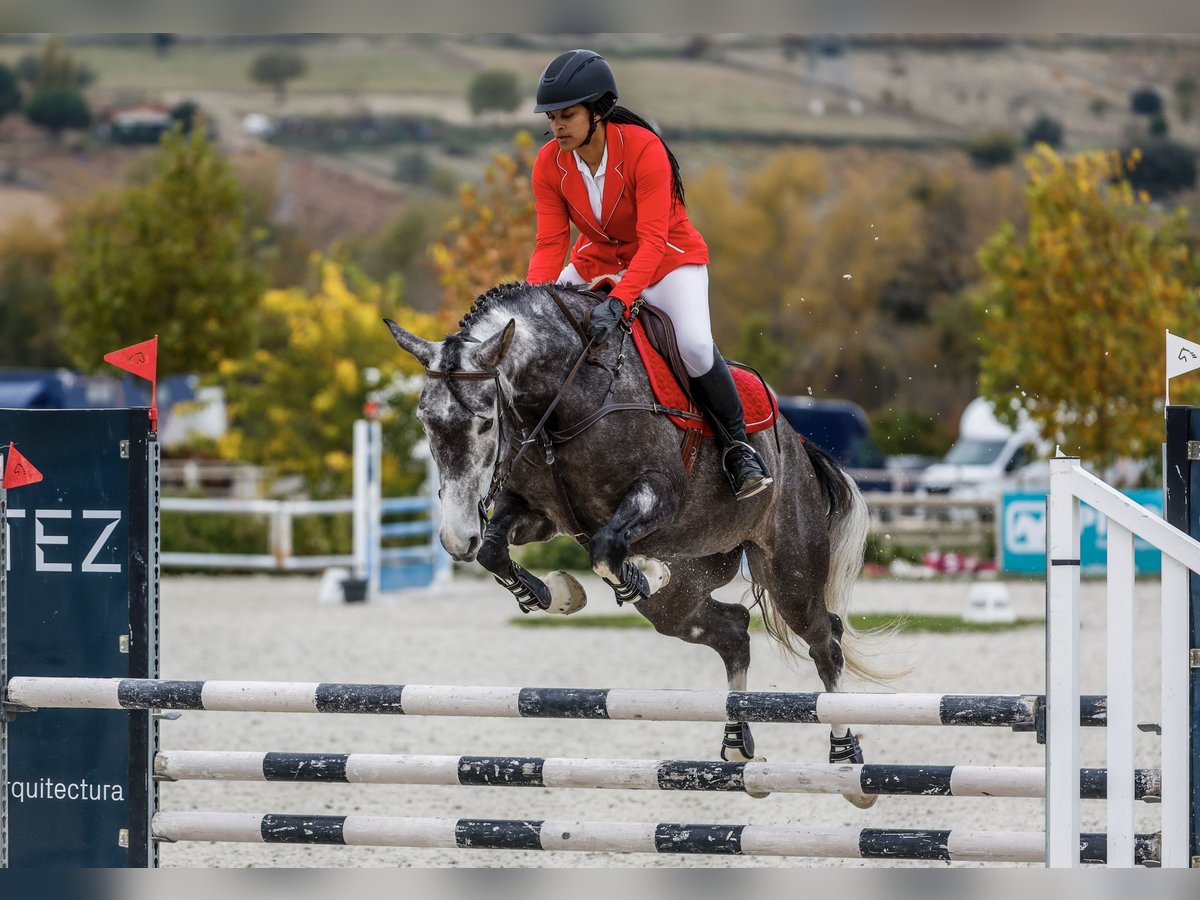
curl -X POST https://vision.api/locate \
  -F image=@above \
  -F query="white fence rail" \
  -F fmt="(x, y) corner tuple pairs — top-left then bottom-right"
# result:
(160, 496), (358, 571)
(1045, 455), (1199, 868)
(160, 421), (451, 595)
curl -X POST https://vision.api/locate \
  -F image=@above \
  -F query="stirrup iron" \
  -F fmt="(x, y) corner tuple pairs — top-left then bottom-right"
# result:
(720, 440), (774, 499)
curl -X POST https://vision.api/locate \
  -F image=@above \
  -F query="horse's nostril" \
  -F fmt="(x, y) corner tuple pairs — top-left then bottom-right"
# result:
(467, 536), (481, 557)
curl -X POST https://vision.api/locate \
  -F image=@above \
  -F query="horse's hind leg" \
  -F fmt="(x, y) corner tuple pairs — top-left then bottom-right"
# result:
(634, 551), (763, 769)
(744, 542), (877, 809)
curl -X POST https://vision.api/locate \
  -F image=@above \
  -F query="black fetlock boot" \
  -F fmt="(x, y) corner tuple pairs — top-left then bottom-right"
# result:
(689, 352), (773, 501)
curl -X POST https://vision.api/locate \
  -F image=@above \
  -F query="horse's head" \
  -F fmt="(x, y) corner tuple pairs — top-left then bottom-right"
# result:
(385, 317), (515, 562)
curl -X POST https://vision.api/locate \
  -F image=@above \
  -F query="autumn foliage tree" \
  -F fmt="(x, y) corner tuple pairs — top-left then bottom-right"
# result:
(688, 148), (1021, 431)
(54, 127), (267, 377)
(215, 260), (440, 498)
(0, 216), (68, 367)
(976, 146), (1200, 470)
(429, 131), (537, 327)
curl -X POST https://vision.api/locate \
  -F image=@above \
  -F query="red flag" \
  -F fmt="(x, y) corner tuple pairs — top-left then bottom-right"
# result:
(104, 336), (158, 381)
(104, 336), (159, 431)
(3, 443), (44, 489)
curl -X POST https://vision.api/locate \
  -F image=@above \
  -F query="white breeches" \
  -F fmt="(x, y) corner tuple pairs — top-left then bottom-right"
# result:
(557, 263), (716, 377)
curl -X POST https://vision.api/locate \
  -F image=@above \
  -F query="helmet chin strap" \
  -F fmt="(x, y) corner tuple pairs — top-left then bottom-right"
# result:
(580, 113), (600, 147)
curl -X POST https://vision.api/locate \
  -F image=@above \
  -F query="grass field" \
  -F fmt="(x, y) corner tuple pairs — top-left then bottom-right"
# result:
(510, 612), (1045, 633)
(7, 34), (1196, 148)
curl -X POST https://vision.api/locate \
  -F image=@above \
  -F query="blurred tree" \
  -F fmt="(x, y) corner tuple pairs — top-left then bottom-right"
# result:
(1024, 114), (1064, 148)
(0, 63), (20, 120)
(0, 217), (69, 367)
(54, 127), (268, 377)
(0, 62), (21, 182)
(215, 259), (439, 497)
(1123, 140), (1197, 198)
(153, 34), (177, 56)
(16, 37), (95, 92)
(169, 99), (201, 133)
(681, 35), (715, 59)
(688, 148), (826, 379)
(429, 131), (537, 326)
(965, 130), (1018, 167)
(1088, 96), (1111, 119)
(467, 69), (521, 116)
(976, 146), (1200, 470)
(249, 50), (308, 104)
(340, 202), (454, 311)
(25, 87), (91, 141)
(1130, 87), (1163, 116)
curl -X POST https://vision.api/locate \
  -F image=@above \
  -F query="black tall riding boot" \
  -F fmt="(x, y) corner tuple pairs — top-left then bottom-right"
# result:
(689, 351), (774, 500)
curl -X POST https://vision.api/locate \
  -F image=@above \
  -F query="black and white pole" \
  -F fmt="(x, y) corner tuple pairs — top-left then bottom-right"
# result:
(152, 750), (1161, 801)
(150, 811), (1160, 865)
(5, 677), (1108, 730)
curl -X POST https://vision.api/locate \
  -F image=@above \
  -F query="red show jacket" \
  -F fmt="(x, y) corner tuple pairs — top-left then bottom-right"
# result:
(527, 121), (709, 307)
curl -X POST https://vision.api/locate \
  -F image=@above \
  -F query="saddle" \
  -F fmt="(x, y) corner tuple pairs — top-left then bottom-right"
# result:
(574, 277), (779, 475)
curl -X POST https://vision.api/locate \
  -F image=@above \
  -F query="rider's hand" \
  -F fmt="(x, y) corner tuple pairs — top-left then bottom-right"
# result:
(587, 296), (627, 343)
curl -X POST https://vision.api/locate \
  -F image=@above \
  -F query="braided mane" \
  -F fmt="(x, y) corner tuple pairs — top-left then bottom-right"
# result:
(457, 282), (541, 334)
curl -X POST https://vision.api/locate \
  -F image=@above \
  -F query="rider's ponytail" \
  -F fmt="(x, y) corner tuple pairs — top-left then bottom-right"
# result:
(599, 104), (686, 208)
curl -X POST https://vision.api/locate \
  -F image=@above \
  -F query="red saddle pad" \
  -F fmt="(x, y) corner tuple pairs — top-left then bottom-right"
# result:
(629, 320), (778, 438)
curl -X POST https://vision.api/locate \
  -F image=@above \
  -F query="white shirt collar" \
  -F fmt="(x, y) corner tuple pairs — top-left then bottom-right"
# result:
(572, 143), (607, 222)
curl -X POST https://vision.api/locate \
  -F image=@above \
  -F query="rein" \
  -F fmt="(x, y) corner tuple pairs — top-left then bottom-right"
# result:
(426, 284), (722, 544)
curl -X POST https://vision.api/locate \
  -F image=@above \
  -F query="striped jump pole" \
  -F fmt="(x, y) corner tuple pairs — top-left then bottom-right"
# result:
(5, 677), (1108, 729)
(150, 811), (1161, 865)
(153, 750), (1162, 801)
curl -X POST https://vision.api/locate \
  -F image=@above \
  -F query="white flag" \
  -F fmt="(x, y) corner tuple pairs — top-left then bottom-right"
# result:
(1167, 330), (1200, 380)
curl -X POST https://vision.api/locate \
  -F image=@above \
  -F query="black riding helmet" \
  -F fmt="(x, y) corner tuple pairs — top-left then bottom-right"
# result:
(533, 49), (618, 116)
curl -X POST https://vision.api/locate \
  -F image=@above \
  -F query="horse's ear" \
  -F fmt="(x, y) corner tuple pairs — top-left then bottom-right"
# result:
(383, 318), (436, 368)
(474, 319), (516, 370)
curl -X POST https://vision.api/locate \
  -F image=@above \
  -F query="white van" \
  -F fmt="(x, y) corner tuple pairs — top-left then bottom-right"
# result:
(918, 397), (1049, 500)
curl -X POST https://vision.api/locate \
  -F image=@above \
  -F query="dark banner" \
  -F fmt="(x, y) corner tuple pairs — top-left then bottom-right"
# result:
(1, 408), (154, 867)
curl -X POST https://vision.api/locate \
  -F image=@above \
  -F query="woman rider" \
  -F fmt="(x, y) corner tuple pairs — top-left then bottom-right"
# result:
(526, 48), (773, 500)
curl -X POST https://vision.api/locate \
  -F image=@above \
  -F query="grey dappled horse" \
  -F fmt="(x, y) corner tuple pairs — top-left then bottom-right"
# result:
(386, 282), (889, 807)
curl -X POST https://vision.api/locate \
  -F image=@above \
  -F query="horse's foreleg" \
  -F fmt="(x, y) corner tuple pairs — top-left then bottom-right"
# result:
(477, 492), (585, 615)
(588, 473), (679, 603)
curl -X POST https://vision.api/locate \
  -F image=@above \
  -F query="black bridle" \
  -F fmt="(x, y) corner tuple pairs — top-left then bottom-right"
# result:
(424, 327), (599, 539)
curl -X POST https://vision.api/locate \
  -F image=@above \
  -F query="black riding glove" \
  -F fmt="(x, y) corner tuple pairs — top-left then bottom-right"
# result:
(587, 297), (627, 343)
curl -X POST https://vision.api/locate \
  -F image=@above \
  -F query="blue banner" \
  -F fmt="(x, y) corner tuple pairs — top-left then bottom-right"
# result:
(1001, 489), (1164, 575)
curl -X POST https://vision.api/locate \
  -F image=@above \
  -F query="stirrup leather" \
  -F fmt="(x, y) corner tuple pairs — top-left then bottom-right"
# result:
(604, 560), (650, 606)
(494, 562), (551, 614)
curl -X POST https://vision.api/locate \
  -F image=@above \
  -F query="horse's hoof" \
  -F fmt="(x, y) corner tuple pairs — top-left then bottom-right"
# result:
(629, 555), (670, 594)
(720, 744), (754, 763)
(844, 792), (878, 809)
(544, 571), (587, 615)
(720, 745), (770, 798)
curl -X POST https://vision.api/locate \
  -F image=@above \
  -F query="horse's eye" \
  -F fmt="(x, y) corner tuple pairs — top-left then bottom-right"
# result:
(478, 418), (494, 434)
